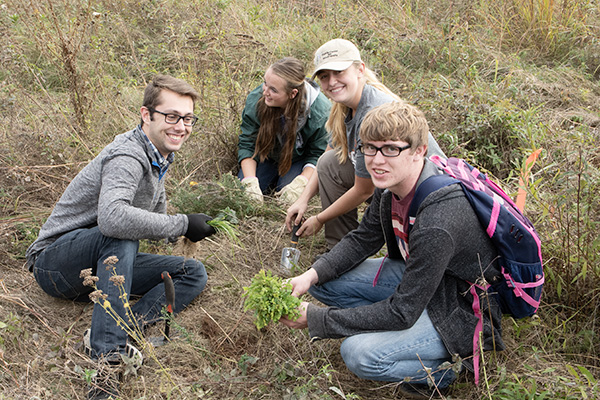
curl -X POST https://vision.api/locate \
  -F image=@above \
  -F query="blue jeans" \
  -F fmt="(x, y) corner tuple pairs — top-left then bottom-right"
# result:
(238, 159), (305, 193)
(308, 257), (456, 388)
(32, 227), (207, 359)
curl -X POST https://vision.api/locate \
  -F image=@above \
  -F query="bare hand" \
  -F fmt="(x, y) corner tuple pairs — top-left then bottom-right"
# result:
(296, 215), (324, 238)
(289, 268), (319, 297)
(280, 301), (309, 329)
(285, 201), (308, 231)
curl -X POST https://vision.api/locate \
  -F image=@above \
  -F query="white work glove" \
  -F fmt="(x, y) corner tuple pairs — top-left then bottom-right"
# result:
(278, 175), (308, 205)
(241, 176), (263, 203)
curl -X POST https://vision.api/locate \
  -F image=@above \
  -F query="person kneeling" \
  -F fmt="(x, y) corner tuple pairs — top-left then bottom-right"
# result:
(281, 101), (504, 398)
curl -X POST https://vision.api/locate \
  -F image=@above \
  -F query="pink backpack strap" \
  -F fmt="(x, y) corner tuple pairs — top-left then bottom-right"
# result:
(372, 255), (388, 287)
(501, 266), (544, 309)
(469, 282), (490, 386)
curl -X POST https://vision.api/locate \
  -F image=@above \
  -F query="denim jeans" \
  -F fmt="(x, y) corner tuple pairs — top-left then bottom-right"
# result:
(238, 159), (305, 193)
(308, 257), (456, 388)
(32, 226), (207, 359)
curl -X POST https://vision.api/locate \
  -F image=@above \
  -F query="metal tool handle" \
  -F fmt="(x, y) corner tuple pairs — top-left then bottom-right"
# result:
(161, 271), (175, 338)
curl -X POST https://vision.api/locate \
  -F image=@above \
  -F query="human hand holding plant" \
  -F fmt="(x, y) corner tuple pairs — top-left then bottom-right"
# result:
(280, 301), (309, 329)
(242, 269), (301, 330)
(289, 268), (319, 297)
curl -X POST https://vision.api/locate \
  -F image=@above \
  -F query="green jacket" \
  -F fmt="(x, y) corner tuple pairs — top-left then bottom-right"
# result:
(238, 79), (331, 168)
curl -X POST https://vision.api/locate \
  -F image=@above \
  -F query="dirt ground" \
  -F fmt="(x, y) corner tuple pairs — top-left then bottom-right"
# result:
(1, 190), (420, 399)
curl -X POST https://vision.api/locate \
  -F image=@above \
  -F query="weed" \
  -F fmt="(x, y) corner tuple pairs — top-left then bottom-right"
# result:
(242, 269), (301, 330)
(0, 312), (26, 351)
(79, 257), (181, 395)
(8, 221), (39, 259)
(207, 207), (242, 246)
(491, 364), (599, 399)
(172, 173), (282, 220)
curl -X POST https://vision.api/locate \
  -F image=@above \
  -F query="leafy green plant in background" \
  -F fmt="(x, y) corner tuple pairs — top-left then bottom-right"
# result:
(172, 173), (281, 220)
(242, 269), (301, 330)
(207, 207), (242, 245)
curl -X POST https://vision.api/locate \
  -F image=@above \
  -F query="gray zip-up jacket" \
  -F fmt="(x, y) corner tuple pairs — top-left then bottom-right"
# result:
(26, 126), (188, 270)
(307, 159), (505, 365)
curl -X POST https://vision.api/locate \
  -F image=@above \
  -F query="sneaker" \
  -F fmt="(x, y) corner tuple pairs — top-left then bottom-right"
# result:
(396, 382), (450, 399)
(84, 328), (92, 357)
(83, 328), (143, 375)
(121, 341), (143, 377)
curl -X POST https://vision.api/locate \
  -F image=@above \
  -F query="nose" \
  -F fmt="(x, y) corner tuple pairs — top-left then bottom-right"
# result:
(372, 150), (387, 163)
(173, 117), (186, 130)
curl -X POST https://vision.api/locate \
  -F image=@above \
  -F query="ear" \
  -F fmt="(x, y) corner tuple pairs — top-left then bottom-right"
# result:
(140, 106), (151, 124)
(289, 88), (298, 99)
(412, 144), (428, 160)
(356, 62), (366, 78)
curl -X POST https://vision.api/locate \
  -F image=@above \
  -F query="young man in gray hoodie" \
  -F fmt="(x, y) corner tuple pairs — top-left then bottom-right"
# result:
(282, 101), (504, 398)
(26, 75), (215, 399)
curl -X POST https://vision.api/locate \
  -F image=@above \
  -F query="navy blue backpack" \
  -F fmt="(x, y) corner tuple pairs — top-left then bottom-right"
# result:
(408, 155), (544, 384)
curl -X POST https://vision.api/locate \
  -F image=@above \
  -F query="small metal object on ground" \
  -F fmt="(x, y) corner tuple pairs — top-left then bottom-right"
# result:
(280, 223), (301, 274)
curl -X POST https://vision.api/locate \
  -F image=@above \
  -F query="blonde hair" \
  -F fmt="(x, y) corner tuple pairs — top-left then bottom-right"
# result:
(325, 64), (401, 163)
(360, 102), (429, 149)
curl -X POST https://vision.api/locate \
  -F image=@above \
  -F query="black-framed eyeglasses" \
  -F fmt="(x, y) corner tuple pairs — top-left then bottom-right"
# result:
(149, 108), (198, 127)
(358, 143), (411, 157)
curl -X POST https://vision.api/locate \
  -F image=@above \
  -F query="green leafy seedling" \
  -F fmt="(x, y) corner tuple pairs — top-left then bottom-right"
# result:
(207, 207), (242, 245)
(243, 269), (301, 330)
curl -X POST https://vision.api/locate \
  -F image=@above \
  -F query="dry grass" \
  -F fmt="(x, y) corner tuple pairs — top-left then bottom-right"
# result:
(1, 0), (600, 398)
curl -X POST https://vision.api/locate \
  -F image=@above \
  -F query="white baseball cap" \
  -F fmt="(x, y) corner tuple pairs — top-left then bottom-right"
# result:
(312, 38), (362, 78)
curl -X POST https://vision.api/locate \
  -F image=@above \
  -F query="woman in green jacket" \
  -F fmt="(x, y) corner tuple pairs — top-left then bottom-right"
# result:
(238, 57), (331, 204)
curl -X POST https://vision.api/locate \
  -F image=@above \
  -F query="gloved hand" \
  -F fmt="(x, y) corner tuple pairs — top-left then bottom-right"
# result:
(278, 175), (308, 205)
(241, 176), (263, 203)
(185, 213), (217, 242)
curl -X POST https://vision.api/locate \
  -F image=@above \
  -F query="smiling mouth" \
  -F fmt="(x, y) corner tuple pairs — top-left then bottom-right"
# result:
(167, 132), (185, 142)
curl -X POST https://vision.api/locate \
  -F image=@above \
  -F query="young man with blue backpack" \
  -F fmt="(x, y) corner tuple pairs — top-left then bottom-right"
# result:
(281, 101), (543, 399)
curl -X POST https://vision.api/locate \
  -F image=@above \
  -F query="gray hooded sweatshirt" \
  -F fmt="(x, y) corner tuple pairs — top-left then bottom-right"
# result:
(26, 126), (188, 270)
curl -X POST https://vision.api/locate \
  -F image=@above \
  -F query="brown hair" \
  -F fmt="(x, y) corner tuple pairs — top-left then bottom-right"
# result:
(143, 75), (200, 110)
(325, 63), (401, 163)
(254, 57), (307, 176)
(360, 102), (429, 149)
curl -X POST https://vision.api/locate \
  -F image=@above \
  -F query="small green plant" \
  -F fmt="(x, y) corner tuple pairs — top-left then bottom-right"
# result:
(237, 354), (258, 375)
(172, 173), (282, 220)
(242, 269), (301, 330)
(206, 207), (242, 245)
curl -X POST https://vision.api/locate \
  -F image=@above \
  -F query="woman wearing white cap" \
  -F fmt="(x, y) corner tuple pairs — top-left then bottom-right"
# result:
(238, 57), (331, 205)
(286, 39), (444, 249)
